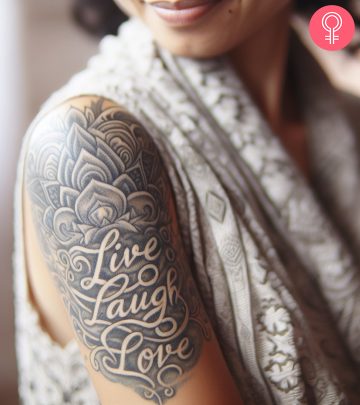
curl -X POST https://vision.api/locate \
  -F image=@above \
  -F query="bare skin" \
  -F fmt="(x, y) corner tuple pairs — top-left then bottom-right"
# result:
(226, 2), (310, 178)
(228, 4), (292, 133)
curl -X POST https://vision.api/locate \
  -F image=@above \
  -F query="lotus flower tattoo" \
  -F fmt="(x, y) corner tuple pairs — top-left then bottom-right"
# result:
(27, 100), (162, 247)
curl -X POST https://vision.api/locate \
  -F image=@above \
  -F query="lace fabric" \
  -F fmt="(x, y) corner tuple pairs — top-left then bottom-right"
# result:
(14, 16), (360, 404)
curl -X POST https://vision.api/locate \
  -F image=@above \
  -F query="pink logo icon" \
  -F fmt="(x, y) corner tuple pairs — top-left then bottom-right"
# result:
(309, 5), (355, 51)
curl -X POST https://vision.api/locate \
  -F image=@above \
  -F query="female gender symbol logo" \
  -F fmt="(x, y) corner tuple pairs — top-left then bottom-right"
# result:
(309, 5), (355, 51)
(322, 12), (342, 44)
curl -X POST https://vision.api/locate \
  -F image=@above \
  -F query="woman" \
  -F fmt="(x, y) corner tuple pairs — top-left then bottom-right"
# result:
(15, 0), (360, 404)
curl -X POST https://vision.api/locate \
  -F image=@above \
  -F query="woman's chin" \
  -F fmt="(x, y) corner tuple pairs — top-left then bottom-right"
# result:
(146, 22), (240, 59)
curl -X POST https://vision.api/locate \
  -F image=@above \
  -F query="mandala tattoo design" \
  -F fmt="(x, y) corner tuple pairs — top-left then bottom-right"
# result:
(25, 97), (211, 404)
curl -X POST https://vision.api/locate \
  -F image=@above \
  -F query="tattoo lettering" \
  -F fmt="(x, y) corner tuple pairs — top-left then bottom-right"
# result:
(25, 97), (211, 404)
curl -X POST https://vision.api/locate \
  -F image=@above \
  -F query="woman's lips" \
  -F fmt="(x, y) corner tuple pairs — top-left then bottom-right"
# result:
(149, 0), (221, 26)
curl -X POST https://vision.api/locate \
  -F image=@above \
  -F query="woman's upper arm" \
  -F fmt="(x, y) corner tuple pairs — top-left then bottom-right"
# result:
(24, 95), (242, 405)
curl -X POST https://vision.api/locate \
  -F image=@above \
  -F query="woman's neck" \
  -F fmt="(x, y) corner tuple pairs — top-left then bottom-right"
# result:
(228, 4), (293, 133)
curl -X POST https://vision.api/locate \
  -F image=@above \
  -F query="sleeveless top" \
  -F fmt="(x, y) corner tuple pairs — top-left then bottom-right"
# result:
(14, 17), (360, 405)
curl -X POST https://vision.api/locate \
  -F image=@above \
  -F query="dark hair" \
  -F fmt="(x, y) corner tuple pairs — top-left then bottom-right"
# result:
(72, 0), (358, 37)
(72, 0), (128, 37)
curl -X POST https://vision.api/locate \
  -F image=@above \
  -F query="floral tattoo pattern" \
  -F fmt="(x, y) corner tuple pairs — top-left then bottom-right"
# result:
(25, 97), (211, 404)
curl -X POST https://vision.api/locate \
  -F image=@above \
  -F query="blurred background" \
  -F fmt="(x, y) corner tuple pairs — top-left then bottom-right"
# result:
(0, 0), (97, 402)
(0, 0), (359, 404)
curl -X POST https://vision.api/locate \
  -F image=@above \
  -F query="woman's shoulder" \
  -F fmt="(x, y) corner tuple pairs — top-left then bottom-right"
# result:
(26, 95), (165, 196)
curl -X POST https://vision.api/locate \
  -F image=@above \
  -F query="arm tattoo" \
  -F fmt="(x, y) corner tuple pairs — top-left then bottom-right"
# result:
(26, 97), (212, 404)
